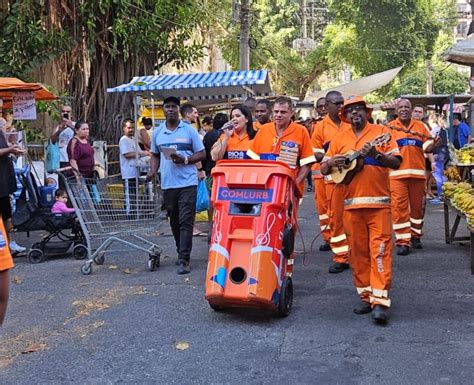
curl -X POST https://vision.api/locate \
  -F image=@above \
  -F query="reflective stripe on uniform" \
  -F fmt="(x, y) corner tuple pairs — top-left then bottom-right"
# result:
(393, 221), (411, 230)
(422, 140), (434, 151)
(300, 155), (316, 166)
(312, 170), (322, 176)
(372, 288), (388, 298)
(356, 286), (372, 295)
(319, 214), (329, 220)
(344, 196), (390, 206)
(410, 217), (423, 224)
(395, 233), (411, 240)
(370, 296), (391, 307)
(389, 169), (426, 177)
(313, 148), (325, 154)
(332, 245), (349, 254)
(411, 227), (423, 234)
(246, 149), (260, 160)
(330, 233), (347, 243)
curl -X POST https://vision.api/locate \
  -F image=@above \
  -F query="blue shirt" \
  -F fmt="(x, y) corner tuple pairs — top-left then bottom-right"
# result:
(151, 120), (204, 189)
(454, 122), (471, 148)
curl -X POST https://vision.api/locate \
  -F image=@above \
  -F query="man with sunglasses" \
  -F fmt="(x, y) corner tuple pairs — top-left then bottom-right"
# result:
(321, 95), (402, 324)
(311, 91), (351, 273)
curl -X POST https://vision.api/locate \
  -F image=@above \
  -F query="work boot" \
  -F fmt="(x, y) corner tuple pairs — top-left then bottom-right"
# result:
(396, 245), (410, 255)
(411, 237), (423, 249)
(328, 262), (350, 274)
(371, 305), (389, 324)
(353, 302), (372, 315)
(177, 261), (191, 275)
(319, 242), (331, 252)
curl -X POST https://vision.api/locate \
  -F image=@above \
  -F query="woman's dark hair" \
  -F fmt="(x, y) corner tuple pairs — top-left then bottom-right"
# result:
(74, 120), (87, 132)
(230, 104), (256, 139)
(213, 113), (229, 130)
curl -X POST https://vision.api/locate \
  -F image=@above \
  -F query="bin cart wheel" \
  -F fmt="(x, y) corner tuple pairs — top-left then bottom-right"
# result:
(81, 262), (93, 275)
(27, 249), (45, 264)
(209, 302), (224, 312)
(148, 254), (160, 271)
(72, 244), (88, 260)
(93, 253), (105, 265)
(278, 277), (293, 317)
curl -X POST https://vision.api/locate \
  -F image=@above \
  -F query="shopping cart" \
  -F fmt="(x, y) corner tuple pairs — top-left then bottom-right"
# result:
(60, 172), (162, 275)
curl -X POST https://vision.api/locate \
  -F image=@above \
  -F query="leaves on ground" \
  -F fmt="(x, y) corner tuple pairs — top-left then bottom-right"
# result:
(108, 265), (118, 270)
(175, 341), (190, 351)
(12, 276), (22, 284)
(21, 342), (47, 355)
(123, 268), (132, 274)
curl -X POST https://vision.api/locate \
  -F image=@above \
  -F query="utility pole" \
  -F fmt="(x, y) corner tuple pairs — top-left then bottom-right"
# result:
(302, 0), (307, 39)
(239, 0), (250, 71)
(426, 60), (433, 95)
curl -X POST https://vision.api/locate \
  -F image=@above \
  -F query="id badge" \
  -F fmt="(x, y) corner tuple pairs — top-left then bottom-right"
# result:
(279, 141), (299, 168)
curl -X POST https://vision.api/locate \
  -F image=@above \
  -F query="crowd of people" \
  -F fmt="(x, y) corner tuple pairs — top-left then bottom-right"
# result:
(0, 91), (471, 327)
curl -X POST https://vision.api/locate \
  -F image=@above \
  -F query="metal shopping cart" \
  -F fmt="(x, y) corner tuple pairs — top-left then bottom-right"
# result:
(61, 172), (162, 275)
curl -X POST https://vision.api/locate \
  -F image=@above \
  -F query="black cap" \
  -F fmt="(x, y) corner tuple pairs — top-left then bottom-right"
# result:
(163, 96), (180, 106)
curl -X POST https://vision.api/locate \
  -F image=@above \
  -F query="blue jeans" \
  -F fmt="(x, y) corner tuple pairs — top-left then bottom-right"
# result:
(432, 159), (447, 197)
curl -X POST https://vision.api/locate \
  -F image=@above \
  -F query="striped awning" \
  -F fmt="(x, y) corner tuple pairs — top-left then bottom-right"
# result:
(106, 70), (272, 104)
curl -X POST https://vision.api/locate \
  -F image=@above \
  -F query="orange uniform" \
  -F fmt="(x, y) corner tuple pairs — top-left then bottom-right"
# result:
(213, 132), (252, 160)
(0, 218), (13, 272)
(326, 123), (401, 308)
(389, 118), (431, 246)
(312, 116), (351, 263)
(247, 122), (315, 194)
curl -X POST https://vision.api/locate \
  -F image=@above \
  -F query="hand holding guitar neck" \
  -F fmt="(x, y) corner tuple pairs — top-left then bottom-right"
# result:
(383, 123), (433, 140)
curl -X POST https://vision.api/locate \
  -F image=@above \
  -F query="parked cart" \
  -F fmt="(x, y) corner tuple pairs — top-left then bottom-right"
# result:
(61, 172), (162, 275)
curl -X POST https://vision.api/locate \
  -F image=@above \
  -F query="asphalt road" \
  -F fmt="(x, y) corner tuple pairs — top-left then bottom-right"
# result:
(0, 192), (473, 384)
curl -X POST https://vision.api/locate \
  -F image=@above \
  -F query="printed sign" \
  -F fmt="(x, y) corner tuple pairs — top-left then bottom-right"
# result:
(12, 91), (37, 120)
(217, 188), (273, 203)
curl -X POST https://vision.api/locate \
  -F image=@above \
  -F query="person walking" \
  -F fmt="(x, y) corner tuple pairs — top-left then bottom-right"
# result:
(148, 96), (205, 274)
(321, 95), (402, 324)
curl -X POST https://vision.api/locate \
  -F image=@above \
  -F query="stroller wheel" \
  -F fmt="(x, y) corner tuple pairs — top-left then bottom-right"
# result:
(72, 244), (88, 260)
(148, 254), (160, 271)
(278, 276), (293, 317)
(28, 249), (45, 264)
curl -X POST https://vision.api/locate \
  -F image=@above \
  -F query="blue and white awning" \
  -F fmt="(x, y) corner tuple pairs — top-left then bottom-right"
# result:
(106, 70), (272, 104)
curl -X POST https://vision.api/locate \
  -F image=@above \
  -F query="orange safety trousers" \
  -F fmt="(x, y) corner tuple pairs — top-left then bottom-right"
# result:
(390, 178), (426, 246)
(343, 207), (392, 308)
(325, 183), (349, 264)
(313, 177), (330, 243)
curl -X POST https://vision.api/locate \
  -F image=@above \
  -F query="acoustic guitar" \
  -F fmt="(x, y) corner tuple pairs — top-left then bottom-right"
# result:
(330, 133), (392, 184)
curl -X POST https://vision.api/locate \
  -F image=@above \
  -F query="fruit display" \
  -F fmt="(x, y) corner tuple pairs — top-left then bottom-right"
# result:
(442, 181), (474, 227)
(444, 166), (461, 182)
(455, 146), (474, 165)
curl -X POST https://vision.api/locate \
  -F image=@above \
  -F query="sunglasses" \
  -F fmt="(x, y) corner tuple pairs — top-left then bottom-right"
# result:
(345, 104), (366, 113)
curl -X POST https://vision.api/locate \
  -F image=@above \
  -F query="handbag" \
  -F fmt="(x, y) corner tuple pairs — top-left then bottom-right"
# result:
(196, 179), (210, 212)
(45, 140), (60, 172)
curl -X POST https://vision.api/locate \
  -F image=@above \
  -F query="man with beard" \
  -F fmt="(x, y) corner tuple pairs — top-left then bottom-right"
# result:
(312, 91), (351, 273)
(149, 97), (206, 274)
(389, 99), (437, 255)
(321, 95), (402, 324)
(254, 99), (273, 131)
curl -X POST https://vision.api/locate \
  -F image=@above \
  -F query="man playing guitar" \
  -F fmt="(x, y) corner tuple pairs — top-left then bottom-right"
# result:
(321, 96), (402, 325)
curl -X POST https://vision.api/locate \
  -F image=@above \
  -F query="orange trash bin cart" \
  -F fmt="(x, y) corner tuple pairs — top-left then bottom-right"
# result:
(205, 160), (299, 316)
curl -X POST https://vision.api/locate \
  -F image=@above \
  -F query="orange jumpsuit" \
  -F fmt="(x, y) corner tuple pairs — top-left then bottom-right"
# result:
(213, 132), (252, 160)
(312, 116), (351, 264)
(0, 218), (13, 272)
(247, 121), (316, 196)
(389, 118), (431, 246)
(326, 123), (401, 307)
(310, 121), (330, 243)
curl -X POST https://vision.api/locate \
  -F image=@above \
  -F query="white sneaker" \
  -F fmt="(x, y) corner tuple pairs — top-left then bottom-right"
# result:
(10, 241), (26, 253)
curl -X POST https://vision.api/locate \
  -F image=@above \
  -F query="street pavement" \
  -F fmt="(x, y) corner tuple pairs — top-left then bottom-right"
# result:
(0, 191), (473, 384)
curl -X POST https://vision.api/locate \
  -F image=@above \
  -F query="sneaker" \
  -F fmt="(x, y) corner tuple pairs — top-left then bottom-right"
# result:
(411, 237), (423, 249)
(177, 261), (191, 275)
(10, 241), (26, 253)
(396, 245), (410, 255)
(328, 262), (350, 274)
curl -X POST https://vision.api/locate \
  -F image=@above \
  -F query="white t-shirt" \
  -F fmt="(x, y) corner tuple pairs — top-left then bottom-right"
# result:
(57, 126), (75, 162)
(119, 135), (139, 179)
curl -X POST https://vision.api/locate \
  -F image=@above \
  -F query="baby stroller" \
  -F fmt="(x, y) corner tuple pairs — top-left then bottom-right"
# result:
(12, 170), (87, 264)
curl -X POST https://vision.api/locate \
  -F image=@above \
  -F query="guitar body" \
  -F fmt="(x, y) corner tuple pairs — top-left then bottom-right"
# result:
(330, 149), (358, 184)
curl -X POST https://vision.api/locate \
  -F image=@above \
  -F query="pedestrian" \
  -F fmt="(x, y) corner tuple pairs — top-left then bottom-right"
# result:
(67, 120), (95, 179)
(50, 104), (75, 168)
(0, 129), (27, 254)
(247, 96), (315, 194)
(452, 113), (472, 149)
(428, 114), (449, 202)
(312, 91), (351, 273)
(211, 105), (255, 161)
(148, 96), (205, 274)
(138, 117), (153, 151)
(389, 99), (438, 255)
(321, 95), (402, 324)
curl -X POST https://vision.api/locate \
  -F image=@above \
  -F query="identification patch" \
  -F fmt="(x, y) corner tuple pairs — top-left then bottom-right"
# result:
(278, 141), (299, 168)
(217, 188), (273, 203)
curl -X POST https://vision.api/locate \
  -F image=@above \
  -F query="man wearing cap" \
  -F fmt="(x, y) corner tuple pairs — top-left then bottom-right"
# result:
(312, 91), (351, 273)
(148, 96), (206, 275)
(321, 95), (402, 324)
(389, 99), (437, 255)
(247, 96), (315, 194)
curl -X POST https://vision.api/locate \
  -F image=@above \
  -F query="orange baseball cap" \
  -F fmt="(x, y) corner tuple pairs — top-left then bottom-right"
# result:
(339, 95), (373, 123)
